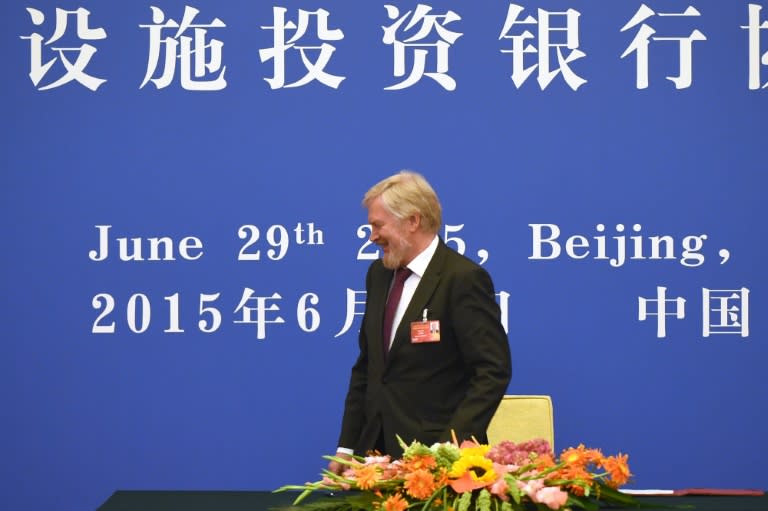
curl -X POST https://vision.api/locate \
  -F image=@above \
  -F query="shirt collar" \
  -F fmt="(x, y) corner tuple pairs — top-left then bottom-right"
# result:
(405, 235), (439, 278)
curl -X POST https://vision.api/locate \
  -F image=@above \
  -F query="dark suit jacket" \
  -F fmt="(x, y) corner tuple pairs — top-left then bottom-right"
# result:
(338, 239), (512, 456)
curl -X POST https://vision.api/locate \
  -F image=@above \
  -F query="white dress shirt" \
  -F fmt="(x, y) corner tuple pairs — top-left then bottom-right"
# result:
(387, 235), (439, 349)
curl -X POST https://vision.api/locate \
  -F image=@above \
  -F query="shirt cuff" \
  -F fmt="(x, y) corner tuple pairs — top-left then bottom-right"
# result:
(336, 447), (354, 456)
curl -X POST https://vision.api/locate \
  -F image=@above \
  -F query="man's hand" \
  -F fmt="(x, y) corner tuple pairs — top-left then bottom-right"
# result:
(327, 451), (353, 475)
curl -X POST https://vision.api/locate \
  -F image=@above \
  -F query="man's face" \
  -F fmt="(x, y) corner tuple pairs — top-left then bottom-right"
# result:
(368, 196), (412, 270)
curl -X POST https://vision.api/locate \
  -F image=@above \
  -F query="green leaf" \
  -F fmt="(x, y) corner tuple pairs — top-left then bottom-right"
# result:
(565, 494), (599, 511)
(293, 488), (315, 505)
(457, 491), (473, 511)
(505, 474), (522, 505)
(595, 484), (643, 506)
(477, 489), (491, 511)
(418, 484), (447, 511)
(323, 454), (361, 466)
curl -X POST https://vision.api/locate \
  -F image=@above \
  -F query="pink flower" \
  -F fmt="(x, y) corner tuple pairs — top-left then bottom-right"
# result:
(384, 460), (405, 479)
(322, 476), (351, 490)
(488, 439), (553, 466)
(534, 487), (569, 510)
(487, 462), (510, 500)
(517, 478), (544, 498)
(489, 478), (509, 500)
(364, 455), (392, 465)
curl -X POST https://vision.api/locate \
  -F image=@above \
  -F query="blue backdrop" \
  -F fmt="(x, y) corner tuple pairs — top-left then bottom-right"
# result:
(2, 1), (766, 509)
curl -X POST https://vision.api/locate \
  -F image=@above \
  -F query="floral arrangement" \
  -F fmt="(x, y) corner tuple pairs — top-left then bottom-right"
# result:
(275, 435), (639, 511)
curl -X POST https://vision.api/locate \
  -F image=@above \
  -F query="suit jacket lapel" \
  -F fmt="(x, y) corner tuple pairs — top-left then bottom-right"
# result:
(387, 240), (448, 361)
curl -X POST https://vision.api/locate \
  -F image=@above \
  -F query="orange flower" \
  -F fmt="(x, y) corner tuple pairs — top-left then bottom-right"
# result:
(550, 460), (593, 496)
(383, 492), (408, 511)
(402, 454), (437, 472)
(354, 464), (380, 490)
(404, 468), (438, 499)
(555, 463), (592, 483)
(567, 484), (588, 496)
(601, 454), (631, 488)
(535, 453), (556, 470)
(433, 467), (449, 487)
(585, 448), (603, 465)
(560, 444), (603, 467)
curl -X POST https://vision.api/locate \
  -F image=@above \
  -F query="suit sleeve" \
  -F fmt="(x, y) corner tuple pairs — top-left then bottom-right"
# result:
(444, 265), (512, 441)
(337, 265), (373, 450)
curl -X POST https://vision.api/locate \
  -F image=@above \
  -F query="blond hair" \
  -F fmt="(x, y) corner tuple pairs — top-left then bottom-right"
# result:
(363, 171), (442, 234)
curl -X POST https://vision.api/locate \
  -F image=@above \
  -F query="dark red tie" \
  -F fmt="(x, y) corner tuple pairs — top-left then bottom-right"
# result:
(382, 267), (412, 358)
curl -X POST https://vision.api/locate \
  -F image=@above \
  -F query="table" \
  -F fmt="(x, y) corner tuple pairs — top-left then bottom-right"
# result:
(97, 490), (768, 511)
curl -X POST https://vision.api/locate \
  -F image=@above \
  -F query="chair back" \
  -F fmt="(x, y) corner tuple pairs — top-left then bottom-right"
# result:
(486, 395), (555, 450)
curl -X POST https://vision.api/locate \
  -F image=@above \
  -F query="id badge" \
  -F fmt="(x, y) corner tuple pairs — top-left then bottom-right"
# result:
(411, 320), (441, 343)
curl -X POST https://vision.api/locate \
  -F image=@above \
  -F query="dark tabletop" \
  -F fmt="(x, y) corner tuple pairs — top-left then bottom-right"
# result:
(97, 490), (768, 511)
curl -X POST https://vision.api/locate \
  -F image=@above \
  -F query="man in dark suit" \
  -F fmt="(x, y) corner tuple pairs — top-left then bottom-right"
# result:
(329, 171), (511, 472)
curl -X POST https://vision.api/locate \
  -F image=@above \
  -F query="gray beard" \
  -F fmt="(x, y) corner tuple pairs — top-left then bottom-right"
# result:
(381, 237), (411, 269)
